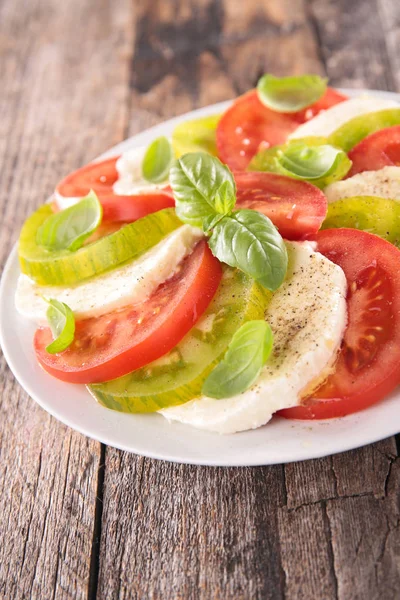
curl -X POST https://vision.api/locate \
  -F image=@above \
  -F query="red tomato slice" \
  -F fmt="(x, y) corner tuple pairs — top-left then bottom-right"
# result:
(34, 241), (222, 384)
(347, 125), (400, 177)
(98, 192), (175, 223)
(234, 171), (327, 240)
(56, 157), (175, 222)
(217, 88), (348, 170)
(279, 228), (400, 420)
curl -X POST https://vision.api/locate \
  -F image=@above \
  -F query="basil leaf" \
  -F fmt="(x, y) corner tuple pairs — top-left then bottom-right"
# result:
(142, 136), (174, 183)
(169, 152), (236, 228)
(45, 299), (75, 354)
(172, 114), (221, 157)
(249, 136), (328, 172)
(275, 143), (351, 182)
(257, 74), (327, 113)
(202, 320), (273, 399)
(36, 190), (102, 252)
(208, 209), (288, 291)
(249, 138), (351, 188)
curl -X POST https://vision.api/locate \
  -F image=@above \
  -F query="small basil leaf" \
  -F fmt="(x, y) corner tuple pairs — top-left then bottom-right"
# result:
(45, 299), (75, 354)
(202, 320), (273, 399)
(214, 180), (236, 215)
(208, 209), (288, 291)
(257, 74), (327, 113)
(172, 114), (221, 157)
(36, 190), (103, 252)
(169, 152), (236, 228)
(142, 136), (174, 183)
(249, 138), (351, 188)
(275, 143), (351, 182)
(249, 136), (328, 172)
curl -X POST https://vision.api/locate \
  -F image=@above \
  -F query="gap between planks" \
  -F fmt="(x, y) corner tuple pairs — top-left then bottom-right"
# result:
(88, 444), (106, 600)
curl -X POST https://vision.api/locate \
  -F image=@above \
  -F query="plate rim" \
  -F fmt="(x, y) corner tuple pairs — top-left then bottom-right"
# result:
(1, 87), (400, 466)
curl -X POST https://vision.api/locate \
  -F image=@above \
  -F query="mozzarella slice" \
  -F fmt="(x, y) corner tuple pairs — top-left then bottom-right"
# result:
(15, 225), (203, 324)
(54, 146), (170, 210)
(113, 146), (169, 196)
(160, 242), (347, 434)
(325, 166), (400, 202)
(289, 96), (399, 140)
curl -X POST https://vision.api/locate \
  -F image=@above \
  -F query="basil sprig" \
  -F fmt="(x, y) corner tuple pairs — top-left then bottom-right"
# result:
(142, 136), (174, 183)
(37, 190), (102, 252)
(202, 320), (273, 398)
(45, 299), (75, 354)
(257, 74), (327, 113)
(170, 152), (287, 291)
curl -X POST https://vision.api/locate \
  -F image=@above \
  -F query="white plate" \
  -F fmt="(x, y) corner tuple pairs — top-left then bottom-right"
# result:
(1, 89), (400, 466)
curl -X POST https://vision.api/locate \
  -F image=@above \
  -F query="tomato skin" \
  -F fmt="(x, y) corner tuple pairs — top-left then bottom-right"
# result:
(99, 192), (175, 222)
(347, 125), (400, 177)
(217, 88), (348, 170)
(57, 156), (120, 197)
(34, 241), (222, 383)
(234, 171), (327, 240)
(279, 228), (400, 420)
(56, 157), (175, 223)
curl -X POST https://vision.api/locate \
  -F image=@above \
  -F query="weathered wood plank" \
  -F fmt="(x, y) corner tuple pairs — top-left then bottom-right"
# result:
(278, 503), (338, 599)
(99, 455), (286, 600)
(219, 0), (325, 91)
(378, 0), (400, 91)
(309, 0), (397, 90)
(285, 438), (397, 508)
(0, 0), (133, 597)
(327, 457), (400, 600)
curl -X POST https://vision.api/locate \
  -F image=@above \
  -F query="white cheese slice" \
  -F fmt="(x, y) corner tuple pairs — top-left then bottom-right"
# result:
(112, 146), (169, 196)
(325, 166), (400, 202)
(54, 146), (169, 210)
(289, 96), (399, 140)
(160, 241), (347, 434)
(15, 225), (203, 324)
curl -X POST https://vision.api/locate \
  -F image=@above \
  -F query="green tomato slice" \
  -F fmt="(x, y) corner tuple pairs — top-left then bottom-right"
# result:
(322, 196), (400, 245)
(89, 267), (269, 412)
(19, 206), (181, 286)
(249, 137), (351, 188)
(172, 114), (221, 157)
(328, 108), (400, 152)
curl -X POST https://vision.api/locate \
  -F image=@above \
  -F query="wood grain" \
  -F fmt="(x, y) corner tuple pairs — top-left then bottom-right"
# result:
(1, 0), (400, 599)
(98, 457), (287, 599)
(309, 0), (397, 90)
(0, 0), (133, 597)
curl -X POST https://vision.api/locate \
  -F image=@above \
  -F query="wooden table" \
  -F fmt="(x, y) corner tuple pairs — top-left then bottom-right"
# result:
(1, 0), (400, 598)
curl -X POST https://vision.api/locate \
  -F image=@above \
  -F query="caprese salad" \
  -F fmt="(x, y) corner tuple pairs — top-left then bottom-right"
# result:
(14, 73), (400, 434)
